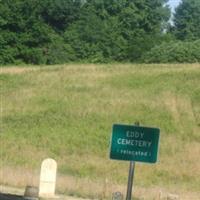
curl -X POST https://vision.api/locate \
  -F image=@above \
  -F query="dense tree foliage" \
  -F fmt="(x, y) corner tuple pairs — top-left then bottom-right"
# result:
(173, 0), (200, 41)
(0, 0), (199, 64)
(0, 0), (171, 64)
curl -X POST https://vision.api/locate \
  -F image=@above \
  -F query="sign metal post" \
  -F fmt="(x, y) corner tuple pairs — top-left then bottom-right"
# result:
(126, 122), (139, 200)
(126, 161), (135, 200)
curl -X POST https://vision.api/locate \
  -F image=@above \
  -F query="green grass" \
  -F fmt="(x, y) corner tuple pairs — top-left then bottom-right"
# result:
(1, 64), (200, 198)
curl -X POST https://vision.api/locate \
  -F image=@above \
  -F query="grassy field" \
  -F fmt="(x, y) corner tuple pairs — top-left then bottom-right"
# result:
(1, 64), (200, 199)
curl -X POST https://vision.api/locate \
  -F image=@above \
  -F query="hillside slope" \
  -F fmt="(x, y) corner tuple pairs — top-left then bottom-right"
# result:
(1, 64), (200, 199)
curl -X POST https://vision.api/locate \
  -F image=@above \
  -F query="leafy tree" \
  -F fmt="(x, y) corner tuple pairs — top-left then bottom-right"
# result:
(65, 0), (170, 62)
(0, 0), (78, 64)
(64, 3), (127, 62)
(173, 0), (200, 40)
(118, 0), (170, 61)
(40, 0), (82, 31)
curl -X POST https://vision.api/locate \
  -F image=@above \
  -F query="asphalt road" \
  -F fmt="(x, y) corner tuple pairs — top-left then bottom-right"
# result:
(0, 193), (24, 200)
(0, 185), (92, 200)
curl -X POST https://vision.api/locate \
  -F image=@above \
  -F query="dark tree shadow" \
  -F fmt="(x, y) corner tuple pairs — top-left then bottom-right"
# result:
(0, 192), (24, 200)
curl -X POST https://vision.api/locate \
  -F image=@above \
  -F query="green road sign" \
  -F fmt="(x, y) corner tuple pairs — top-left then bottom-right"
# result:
(110, 124), (160, 163)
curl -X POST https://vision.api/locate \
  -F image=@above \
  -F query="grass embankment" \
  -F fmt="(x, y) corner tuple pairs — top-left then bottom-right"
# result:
(1, 64), (200, 199)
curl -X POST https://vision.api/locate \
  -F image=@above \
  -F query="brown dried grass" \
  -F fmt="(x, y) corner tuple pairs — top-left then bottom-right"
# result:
(0, 67), (39, 74)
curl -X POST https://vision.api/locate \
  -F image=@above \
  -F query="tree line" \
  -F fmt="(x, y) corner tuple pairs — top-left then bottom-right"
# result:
(0, 0), (200, 65)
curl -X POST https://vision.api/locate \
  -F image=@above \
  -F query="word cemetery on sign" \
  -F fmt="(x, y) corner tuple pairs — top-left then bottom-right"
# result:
(110, 124), (160, 163)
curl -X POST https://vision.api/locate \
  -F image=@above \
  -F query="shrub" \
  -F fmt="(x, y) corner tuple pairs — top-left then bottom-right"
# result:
(142, 40), (200, 63)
